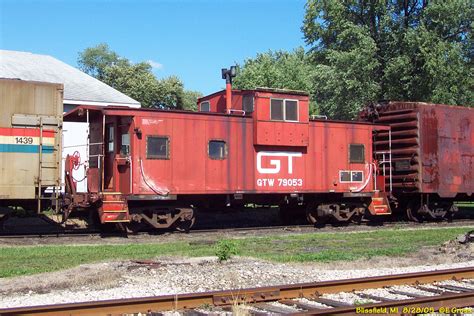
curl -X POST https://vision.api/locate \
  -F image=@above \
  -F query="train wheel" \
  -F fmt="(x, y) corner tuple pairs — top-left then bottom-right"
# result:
(174, 217), (195, 232)
(173, 208), (195, 232)
(406, 201), (423, 222)
(306, 204), (327, 226)
(117, 221), (146, 234)
(306, 209), (318, 225)
(443, 203), (458, 222)
(350, 211), (364, 224)
(0, 210), (10, 231)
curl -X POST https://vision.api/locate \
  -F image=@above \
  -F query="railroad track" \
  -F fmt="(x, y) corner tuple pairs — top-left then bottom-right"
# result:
(1, 218), (473, 240)
(1, 267), (473, 315)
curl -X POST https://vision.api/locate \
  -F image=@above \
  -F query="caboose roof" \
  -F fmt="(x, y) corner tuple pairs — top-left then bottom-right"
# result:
(198, 88), (309, 102)
(64, 105), (389, 129)
(64, 105), (235, 122)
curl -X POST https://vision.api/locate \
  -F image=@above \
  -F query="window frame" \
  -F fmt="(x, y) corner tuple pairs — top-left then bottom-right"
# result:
(120, 133), (131, 156)
(339, 170), (364, 183)
(207, 139), (228, 160)
(284, 99), (299, 122)
(200, 101), (210, 112)
(270, 98), (299, 122)
(339, 170), (351, 183)
(351, 170), (364, 183)
(242, 94), (254, 113)
(107, 125), (114, 153)
(349, 144), (365, 163)
(146, 135), (170, 160)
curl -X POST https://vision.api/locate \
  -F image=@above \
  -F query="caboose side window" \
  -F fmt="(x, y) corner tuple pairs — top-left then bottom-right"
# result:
(351, 171), (363, 182)
(121, 133), (130, 156)
(242, 95), (254, 113)
(208, 140), (227, 159)
(339, 170), (364, 183)
(349, 144), (365, 163)
(270, 99), (298, 121)
(285, 100), (298, 121)
(147, 136), (169, 159)
(107, 125), (114, 153)
(340, 171), (351, 182)
(270, 99), (284, 120)
(200, 101), (210, 112)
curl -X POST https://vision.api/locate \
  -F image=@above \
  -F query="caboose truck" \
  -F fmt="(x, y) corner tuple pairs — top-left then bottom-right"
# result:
(62, 67), (393, 231)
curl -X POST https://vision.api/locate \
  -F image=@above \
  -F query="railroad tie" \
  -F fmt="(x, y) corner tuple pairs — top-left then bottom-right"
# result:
(248, 310), (272, 316)
(253, 302), (300, 314)
(278, 299), (327, 311)
(182, 309), (210, 316)
(355, 292), (397, 302)
(387, 289), (429, 298)
(308, 297), (352, 307)
(436, 284), (473, 293)
(416, 285), (457, 294)
(221, 305), (261, 315)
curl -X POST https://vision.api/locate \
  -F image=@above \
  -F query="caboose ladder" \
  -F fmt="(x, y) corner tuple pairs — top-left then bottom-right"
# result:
(37, 119), (42, 213)
(36, 119), (60, 214)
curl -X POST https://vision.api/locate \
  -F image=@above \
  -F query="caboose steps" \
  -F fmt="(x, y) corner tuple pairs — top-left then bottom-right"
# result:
(98, 193), (130, 224)
(368, 196), (391, 215)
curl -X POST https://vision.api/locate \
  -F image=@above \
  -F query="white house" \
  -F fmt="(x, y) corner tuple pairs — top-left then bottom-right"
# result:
(0, 50), (141, 192)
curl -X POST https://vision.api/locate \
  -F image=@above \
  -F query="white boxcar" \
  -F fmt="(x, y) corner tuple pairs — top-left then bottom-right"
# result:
(0, 79), (63, 209)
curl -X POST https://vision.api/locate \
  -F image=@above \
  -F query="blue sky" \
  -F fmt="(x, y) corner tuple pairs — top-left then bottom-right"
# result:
(0, 0), (308, 95)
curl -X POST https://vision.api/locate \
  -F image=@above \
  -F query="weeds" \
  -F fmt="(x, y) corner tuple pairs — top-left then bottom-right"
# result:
(1, 227), (470, 277)
(215, 239), (238, 262)
(354, 299), (372, 305)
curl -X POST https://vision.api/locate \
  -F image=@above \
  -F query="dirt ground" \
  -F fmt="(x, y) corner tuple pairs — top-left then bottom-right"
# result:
(2, 218), (474, 247)
(1, 238), (472, 297)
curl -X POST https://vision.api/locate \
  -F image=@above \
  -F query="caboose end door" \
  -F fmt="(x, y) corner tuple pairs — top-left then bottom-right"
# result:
(116, 117), (132, 194)
(103, 116), (132, 194)
(104, 118), (116, 191)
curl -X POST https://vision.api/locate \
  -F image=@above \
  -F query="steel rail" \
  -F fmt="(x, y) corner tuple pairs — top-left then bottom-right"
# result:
(1, 267), (473, 316)
(294, 292), (474, 315)
(1, 219), (473, 239)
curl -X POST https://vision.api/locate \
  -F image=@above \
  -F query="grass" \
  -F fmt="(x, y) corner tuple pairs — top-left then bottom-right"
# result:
(0, 226), (471, 278)
(456, 202), (474, 208)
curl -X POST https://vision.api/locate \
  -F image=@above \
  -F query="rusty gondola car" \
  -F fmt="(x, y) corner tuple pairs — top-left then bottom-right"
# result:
(63, 82), (392, 231)
(360, 101), (473, 221)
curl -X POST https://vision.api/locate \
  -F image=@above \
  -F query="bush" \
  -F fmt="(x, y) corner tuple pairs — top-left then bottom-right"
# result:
(215, 240), (238, 262)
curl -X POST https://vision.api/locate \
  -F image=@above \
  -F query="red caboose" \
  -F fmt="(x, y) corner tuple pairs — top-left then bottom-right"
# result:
(64, 80), (392, 230)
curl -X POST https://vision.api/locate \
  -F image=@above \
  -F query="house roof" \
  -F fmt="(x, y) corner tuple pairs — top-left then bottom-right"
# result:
(0, 50), (140, 107)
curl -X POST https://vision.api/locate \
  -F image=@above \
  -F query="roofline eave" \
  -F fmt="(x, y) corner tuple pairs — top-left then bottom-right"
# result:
(64, 99), (141, 108)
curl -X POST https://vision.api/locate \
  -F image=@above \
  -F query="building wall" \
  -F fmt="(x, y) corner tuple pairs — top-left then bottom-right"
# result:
(62, 121), (88, 192)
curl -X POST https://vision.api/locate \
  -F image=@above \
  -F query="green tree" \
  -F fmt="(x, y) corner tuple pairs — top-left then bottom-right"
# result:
(233, 48), (317, 113)
(155, 75), (185, 109)
(182, 90), (203, 111)
(303, 0), (473, 119)
(77, 43), (119, 81)
(102, 60), (161, 107)
(78, 44), (200, 109)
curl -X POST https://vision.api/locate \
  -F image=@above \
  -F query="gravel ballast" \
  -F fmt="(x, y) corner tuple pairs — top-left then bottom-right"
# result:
(1, 256), (473, 308)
